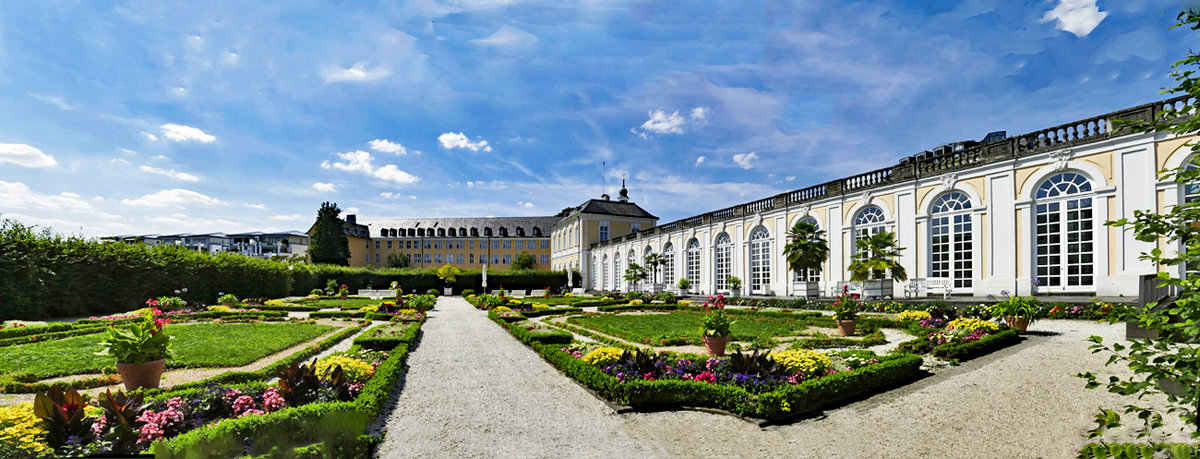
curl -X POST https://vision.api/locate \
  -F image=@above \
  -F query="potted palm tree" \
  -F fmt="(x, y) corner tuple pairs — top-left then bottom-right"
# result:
(848, 231), (907, 299)
(644, 253), (665, 294)
(726, 276), (743, 297)
(783, 220), (830, 298)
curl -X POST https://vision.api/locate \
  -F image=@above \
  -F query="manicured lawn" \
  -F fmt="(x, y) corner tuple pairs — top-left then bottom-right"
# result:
(517, 296), (605, 305)
(0, 322), (334, 379)
(288, 298), (386, 308)
(567, 312), (809, 345)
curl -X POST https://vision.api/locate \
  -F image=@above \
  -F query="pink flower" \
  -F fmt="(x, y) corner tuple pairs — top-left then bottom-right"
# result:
(262, 387), (286, 412)
(221, 388), (242, 403)
(642, 372), (656, 381)
(238, 409), (265, 418)
(232, 395), (257, 416)
(694, 371), (716, 384)
(165, 397), (185, 410)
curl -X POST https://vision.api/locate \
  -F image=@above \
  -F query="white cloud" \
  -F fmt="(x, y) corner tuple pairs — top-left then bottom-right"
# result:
(0, 180), (93, 211)
(141, 131), (159, 141)
(29, 93), (77, 110)
(313, 182), (337, 192)
(270, 214), (305, 221)
(346, 207), (360, 214)
(0, 143), (57, 168)
(1042, 0), (1107, 38)
(160, 124), (216, 143)
(246, 203), (267, 210)
(380, 192), (417, 199)
(111, 158), (132, 165)
(471, 25), (538, 50)
(324, 62), (391, 83)
(638, 110), (686, 135)
(321, 150), (419, 185)
(690, 106), (709, 120)
(139, 165), (200, 182)
(152, 155), (168, 160)
(438, 132), (491, 152)
(733, 152), (758, 169)
(465, 180), (507, 190)
(369, 139), (413, 155)
(373, 164), (419, 184)
(695, 156), (706, 166)
(785, 176), (796, 181)
(120, 189), (225, 208)
(121, 149), (137, 156)
(517, 201), (535, 208)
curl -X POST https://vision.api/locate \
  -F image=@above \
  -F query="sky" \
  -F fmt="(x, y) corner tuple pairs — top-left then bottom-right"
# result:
(0, 0), (1195, 237)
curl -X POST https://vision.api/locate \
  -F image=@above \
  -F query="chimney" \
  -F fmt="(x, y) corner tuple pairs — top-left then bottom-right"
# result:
(601, 193), (610, 201)
(346, 214), (357, 225)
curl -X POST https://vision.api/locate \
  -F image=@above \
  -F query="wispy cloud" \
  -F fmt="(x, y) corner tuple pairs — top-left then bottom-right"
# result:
(632, 106), (709, 139)
(695, 156), (706, 166)
(160, 124), (216, 143)
(369, 139), (414, 155)
(270, 214), (305, 221)
(321, 150), (419, 185)
(1042, 0), (1107, 38)
(471, 25), (538, 50)
(324, 62), (391, 83)
(28, 93), (77, 110)
(313, 182), (337, 192)
(139, 165), (200, 182)
(438, 132), (491, 152)
(0, 143), (57, 168)
(0, 180), (93, 211)
(121, 189), (225, 208)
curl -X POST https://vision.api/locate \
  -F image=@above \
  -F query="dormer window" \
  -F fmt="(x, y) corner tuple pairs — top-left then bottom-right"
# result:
(471, 228), (480, 237)
(448, 228), (456, 237)
(499, 227), (508, 237)
(484, 228), (493, 237)
(516, 227), (525, 237)
(532, 226), (542, 236)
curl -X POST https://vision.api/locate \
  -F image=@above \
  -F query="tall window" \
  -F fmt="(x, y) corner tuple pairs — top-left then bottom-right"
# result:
(1035, 172), (1094, 288)
(601, 255), (609, 290)
(1183, 158), (1199, 275)
(662, 242), (675, 285)
(599, 222), (609, 242)
(749, 227), (771, 293)
(627, 250), (636, 289)
(612, 255), (620, 291)
(930, 191), (973, 289)
(793, 216), (821, 283)
(853, 206), (886, 259)
(714, 233), (732, 290)
(686, 239), (701, 287)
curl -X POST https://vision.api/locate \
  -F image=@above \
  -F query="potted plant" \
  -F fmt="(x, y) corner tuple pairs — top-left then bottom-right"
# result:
(988, 296), (1043, 334)
(437, 264), (462, 296)
(678, 277), (692, 294)
(96, 309), (174, 390)
(699, 294), (733, 356)
(848, 231), (907, 299)
(726, 276), (743, 297)
(644, 253), (665, 294)
(832, 287), (860, 336)
(623, 263), (648, 293)
(784, 220), (830, 298)
(338, 283), (349, 299)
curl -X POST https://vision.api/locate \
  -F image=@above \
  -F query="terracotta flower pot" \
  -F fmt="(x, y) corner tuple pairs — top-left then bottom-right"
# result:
(836, 320), (857, 336)
(702, 336), (729, 356)
(115, 359), (166, 390)
(1005, 316), (1030, 334)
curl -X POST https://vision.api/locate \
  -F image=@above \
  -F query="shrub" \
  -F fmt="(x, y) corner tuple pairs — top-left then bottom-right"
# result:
(461, 289), (476, 297)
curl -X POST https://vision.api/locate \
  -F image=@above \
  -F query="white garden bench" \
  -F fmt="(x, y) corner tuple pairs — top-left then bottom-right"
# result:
(829, 281), (863, 298)
(528, 289), (547, 296)
(903, 278), (952, 299)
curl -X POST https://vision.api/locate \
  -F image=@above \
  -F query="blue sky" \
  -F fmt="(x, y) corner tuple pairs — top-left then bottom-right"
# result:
(0, 0), (1192, 236)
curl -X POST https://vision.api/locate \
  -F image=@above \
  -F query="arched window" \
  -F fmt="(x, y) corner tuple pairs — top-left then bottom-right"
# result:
(612, 255), (621, 291)
(714, 233), (732, 290)
(793, 216), (821, 283)
(601, 255), (609, 290)
(1035, 172), (1094, 289)
(662, 242), (675, 286)
(853, 206), (886, 258)
(930, 191), (973, 289)
(686, 238), (701, 289)
(1185, 156), (1200, 203)
(627, 250), (636, 290)
(749, 227), (771, 293)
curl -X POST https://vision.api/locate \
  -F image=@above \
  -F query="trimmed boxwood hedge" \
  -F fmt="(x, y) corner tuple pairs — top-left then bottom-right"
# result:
(520, 307), (583, 317)
(1077, 442), (1200, 459)
(353, 320), (423, 351)
(931, 328), (1021, 360)
(596, 304), (680, 313)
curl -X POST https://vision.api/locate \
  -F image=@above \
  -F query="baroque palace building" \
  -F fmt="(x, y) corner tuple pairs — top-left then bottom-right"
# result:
(331, 214), (559, 270)
(560, 95), (1197, 298)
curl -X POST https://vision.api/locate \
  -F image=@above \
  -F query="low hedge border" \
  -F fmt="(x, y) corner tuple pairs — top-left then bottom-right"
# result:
(0, 321), (101, 340)
(73, 310), (289, 325)
(154, 323), (420, 457)
(790, 328), (887, 349)
(538, 319), (640, 351)
(931, 328), (1022, 360)
(352, 319), (424, 351)
(1077, 442), (1200, 458)
(0, 324), (108, 347)
(489, 316), (573, 345)
(531, 343), (923, 421)
(0, 373), (122, 394)
(520, 307), (583, 317)
(488, 310), (525, 323)
(251, 304), (323, 312)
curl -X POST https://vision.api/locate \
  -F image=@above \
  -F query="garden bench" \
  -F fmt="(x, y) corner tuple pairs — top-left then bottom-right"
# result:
(571, 288), (584, 295)
(903, 278), (952, 299)
(529, 289), (546, 296)
(830, 281), (863, 298)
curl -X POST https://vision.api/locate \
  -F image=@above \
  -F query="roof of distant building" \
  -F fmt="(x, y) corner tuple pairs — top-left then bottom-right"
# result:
(556, 199), (657, 221)
(361, 216), (562, 238)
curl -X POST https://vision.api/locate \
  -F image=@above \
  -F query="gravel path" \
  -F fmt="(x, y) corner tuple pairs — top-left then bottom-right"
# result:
(373, 297), (658, 457)
(378, 301), (1193, 458)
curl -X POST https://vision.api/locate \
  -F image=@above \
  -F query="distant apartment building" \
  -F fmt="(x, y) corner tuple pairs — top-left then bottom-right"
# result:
(327, 214), (559, 270)
(104, 231), (310, 259)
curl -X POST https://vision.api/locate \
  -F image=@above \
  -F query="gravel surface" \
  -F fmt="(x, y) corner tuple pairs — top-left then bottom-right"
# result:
(376, 300), (1193, 458)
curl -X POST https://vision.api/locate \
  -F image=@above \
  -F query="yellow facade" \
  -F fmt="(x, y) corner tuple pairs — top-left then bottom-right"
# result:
(360, 237), (552, 270)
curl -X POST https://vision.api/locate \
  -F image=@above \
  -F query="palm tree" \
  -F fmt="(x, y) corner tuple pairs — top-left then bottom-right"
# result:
(848, 231), (908, 282)
(644, 253), (665, 285)
(783, 220), (829, 298)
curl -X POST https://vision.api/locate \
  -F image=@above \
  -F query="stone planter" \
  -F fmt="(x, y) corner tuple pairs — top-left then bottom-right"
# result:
(702, 336), (729, 356)
(836, 320), (857, 336)
(116, 359), (166, 390)
(444, 288), (453, 296)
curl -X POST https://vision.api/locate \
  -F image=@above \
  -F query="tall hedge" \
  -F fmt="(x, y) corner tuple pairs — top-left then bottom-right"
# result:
(289, 264), (583, 296)
(0, 219), (290, 320)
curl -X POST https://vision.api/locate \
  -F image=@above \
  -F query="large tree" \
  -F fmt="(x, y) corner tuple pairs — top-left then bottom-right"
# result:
(783, 220), (829, 279)
(512, 252), (536, 270)
(308, 202), (349, 265)
(1078, 10), (1200, 439)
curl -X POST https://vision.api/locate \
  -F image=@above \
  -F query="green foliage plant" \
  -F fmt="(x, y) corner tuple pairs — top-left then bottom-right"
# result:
(31, 386), (93, 448)
(309, 202), (350, 266)
(848, 231), (908, 282)
(95, 311), (174, 364)
(512, 252), (536, 270)
(988, 296), (1044, 323)
(436, 264), (462, 287)
(386, 252), (410, 268)
(700, 294), (733, 338)
(644, 253), (665, 284)
(784, 220), (830, 279)
(726, 276), (742, 291)
(678, 277), (691, 291)
(1076, 10), (1200, 440)
(833, 294), (859, 321)
(623, 263), (649, 291)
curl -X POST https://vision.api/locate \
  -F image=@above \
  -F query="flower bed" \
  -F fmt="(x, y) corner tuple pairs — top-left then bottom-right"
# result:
(352, 320), (423, 351)
(893, 313), (1022, 360)
(566, 311), (814, 346)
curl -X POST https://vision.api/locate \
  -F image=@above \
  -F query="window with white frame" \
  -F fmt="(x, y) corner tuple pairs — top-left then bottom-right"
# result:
(457, 254), (465, 264)
(930, 191), (973, 289)
(602, 254), (610, 290)
(686, 239), (701, 287)
(503, 240), (512, 250)
(749, 227), (771, 292)
(503, 254), (512, 264)
(599, 222), (609, 242)
(662, 242), (675, 285)
(627, 250), (636, 289)
(631, 223), (640, 234)
(852, 206), (886, 259)
(1035, 172), (1094, 288)
(792, 216), (822, 283)
(613, 255), (621, 290)
(594, 257), (602, 290)
(714, 233), (732, 290)
(541, 254), (549, 265)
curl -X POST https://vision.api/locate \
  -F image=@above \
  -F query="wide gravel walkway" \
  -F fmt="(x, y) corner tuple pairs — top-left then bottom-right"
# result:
(377, 298), (1192, 458)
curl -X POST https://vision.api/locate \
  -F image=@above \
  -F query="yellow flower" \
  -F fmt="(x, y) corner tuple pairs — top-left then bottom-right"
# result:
(207, 305), (232, 312)
(495, 306), (513, 313)
(306, 294), (320, 299)
(582, 347), (624, 366)
(679, 301), (693, 305)
(397, 309), (418, 315)
(265, 299), (285, 307)
(0, 403), (50, 457)
(946, 318), (999, 332)
(360, 305), (380, 313)
(896, 310), (932, 321)
(629, 299), (643, 305)
(532, 304), (549, 310)
(772, 349), (831, 378)
(564, 292), (573, 297)
(316, 355), (375, 384)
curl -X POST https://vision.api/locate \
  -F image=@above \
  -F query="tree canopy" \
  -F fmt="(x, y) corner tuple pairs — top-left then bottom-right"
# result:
(308, 202), (349, 266)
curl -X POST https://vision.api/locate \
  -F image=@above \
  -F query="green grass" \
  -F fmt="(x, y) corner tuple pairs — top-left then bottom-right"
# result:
(0, 322), (334, 379)
(287, 298), (387, 309)
(516, 296), (602, 305)
(567, 312), (810, 345)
